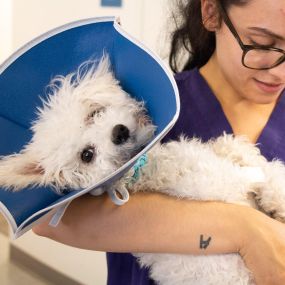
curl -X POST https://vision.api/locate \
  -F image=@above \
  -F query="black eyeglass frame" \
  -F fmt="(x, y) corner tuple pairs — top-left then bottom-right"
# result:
(219, 4), (285, 70)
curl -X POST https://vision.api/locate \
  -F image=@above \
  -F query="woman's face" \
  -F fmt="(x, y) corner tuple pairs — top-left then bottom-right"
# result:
(215, 0), (285, 104)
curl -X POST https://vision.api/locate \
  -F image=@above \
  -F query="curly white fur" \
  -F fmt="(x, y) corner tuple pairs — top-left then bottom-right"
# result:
(0, 56), (155, 191)
(1, 56), (285, 284)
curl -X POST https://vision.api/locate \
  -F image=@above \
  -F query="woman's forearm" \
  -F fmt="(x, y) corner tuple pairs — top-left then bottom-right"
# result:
(33, 192), (252, 254)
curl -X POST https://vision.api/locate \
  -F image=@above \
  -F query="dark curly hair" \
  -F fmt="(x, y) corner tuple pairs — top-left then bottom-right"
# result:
(169, 0), (249, 72)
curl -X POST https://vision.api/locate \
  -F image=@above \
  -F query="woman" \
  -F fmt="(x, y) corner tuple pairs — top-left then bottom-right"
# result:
(33, 0), (285, 284)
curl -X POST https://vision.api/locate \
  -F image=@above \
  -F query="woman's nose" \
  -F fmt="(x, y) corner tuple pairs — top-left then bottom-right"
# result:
(268, 60), (285, 80)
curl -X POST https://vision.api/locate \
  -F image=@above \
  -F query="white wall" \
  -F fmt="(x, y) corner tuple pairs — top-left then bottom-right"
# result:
(142, 0), (174, 62)
(0, 0), (13, 63)
(11, 0), (143, 51)
(4, 1), (174, 284)
(9, 0), (172, 58)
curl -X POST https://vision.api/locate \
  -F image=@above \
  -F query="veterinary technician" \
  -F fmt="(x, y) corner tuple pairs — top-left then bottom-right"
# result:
(33, 0), (285, 284)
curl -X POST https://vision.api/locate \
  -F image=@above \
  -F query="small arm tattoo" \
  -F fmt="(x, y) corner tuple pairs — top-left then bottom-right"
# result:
(200, 234), (212, 249)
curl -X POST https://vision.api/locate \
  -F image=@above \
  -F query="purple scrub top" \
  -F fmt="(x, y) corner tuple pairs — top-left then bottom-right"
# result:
(106, 68), (285, 285)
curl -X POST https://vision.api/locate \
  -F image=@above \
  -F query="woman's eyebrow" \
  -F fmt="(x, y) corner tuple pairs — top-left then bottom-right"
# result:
(248, 27), (284, 41)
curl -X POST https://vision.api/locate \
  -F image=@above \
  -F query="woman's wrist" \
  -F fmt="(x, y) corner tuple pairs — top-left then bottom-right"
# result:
(193, 202), (257, 255)
(232, 204), (266, 255)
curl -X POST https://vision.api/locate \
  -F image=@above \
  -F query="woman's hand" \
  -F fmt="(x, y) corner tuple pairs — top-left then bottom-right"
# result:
(238, 209), (285, 285)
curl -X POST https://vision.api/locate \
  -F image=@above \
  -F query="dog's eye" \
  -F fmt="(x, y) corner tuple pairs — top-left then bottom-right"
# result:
(81, 147), (95, 163)
(89, 106), (106, 118)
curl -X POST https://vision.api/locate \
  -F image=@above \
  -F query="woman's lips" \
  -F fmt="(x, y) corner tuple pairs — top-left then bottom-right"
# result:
(254, 78), (284, 93)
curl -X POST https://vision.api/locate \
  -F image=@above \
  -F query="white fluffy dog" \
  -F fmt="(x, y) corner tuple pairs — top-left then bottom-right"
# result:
(1, 56), (285, 285)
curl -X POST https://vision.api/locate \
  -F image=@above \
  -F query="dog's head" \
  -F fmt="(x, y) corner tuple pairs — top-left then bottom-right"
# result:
(0, 56), (156, 192)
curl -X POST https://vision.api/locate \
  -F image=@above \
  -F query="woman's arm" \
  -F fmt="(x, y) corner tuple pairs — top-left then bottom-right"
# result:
(33, 192), (285, 284)
(33, 192), (247, 254)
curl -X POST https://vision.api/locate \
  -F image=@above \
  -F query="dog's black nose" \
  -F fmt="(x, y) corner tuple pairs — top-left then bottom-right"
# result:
(112, 124), (130, 145)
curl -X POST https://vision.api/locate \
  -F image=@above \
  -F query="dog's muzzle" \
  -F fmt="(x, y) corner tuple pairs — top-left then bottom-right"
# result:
(111, 124), (130, 145)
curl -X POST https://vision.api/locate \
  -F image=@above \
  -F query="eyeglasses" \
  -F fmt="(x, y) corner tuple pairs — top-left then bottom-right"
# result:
(219, 4), (285, 70)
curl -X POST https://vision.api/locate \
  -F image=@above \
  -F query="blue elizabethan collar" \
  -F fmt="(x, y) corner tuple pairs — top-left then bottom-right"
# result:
(0, 17), (180, 231)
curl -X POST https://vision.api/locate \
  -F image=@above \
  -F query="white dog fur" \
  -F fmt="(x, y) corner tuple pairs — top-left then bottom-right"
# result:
(1, 56), (285, 285)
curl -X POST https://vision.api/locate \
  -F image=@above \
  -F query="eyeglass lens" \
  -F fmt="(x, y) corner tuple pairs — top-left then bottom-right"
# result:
(244, 49), (285, 69)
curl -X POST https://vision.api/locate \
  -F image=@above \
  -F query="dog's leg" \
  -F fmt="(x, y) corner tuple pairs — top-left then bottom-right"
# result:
(253, 160), (285, 222)
(210, 134), (266, 167)
(211, 134), (285, 221)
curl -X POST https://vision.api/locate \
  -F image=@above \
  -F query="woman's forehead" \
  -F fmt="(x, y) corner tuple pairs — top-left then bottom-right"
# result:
(229, 0), (285, 34)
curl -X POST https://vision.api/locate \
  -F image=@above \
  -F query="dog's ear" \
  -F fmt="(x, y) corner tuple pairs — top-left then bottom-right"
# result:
(0, 152), (44, 191)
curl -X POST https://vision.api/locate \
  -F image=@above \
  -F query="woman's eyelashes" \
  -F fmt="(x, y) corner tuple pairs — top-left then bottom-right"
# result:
(246, 33), (277, 47)
(249, 39), (276, 48)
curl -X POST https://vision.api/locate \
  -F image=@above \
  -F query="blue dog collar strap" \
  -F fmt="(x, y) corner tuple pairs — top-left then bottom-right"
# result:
(128, 153), (148, 184)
